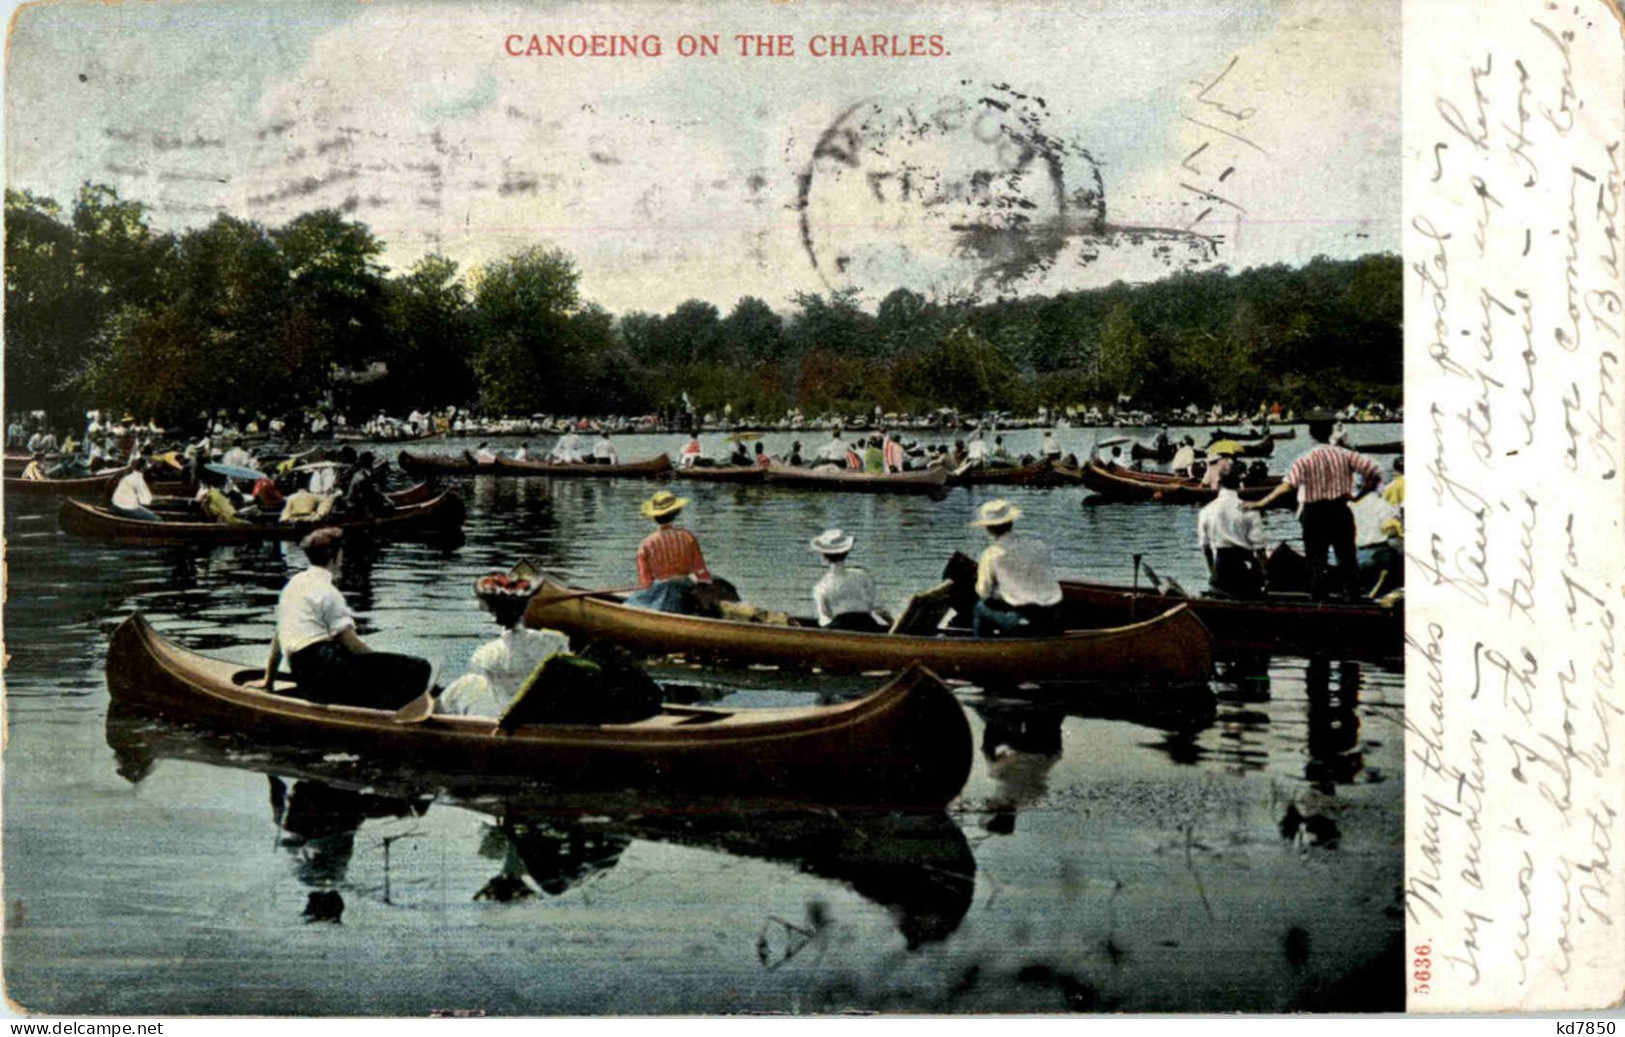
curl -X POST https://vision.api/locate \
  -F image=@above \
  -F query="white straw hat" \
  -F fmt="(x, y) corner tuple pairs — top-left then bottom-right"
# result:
(969, 499), (1023, 527)
(809, 528), (855, 554)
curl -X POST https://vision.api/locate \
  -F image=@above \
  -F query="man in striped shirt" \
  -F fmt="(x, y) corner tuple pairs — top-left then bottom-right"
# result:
(1246, 414), (1384, 600)
(625, 491), (712, 613)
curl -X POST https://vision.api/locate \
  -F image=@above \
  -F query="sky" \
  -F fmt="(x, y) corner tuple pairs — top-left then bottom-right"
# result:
(4, 0), (1399, 314)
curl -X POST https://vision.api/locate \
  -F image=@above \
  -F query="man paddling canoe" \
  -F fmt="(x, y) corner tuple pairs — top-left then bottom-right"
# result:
(261, 526), (431, 707)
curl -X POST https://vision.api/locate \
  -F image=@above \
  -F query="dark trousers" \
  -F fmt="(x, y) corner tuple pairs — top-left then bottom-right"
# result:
(1299, 499), (1359, 600)
(288, 639), (432, 710)
(826, 611), (888, 633)
(973, 600), (1061, 638)
(1210, 547), (1263, 599)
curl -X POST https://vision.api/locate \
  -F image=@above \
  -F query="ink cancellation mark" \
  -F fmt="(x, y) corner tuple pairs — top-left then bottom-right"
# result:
(794, 83), (1218, 299)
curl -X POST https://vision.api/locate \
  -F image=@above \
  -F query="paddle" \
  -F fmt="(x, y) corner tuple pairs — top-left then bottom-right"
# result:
(543, 584), (643, 604)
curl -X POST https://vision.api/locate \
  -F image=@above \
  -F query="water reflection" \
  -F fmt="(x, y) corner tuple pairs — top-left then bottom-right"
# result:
(105, 708), (977, 950)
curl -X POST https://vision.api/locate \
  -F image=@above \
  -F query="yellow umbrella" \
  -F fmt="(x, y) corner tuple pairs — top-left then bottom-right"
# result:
(1206, 439), (1243, 458)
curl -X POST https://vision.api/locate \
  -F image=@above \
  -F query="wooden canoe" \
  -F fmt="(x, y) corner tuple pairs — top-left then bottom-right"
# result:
(4, 466), (129, 499)
(398, 449), (672, 478)
(764, 462), (948, 495)
(525, 576), (1214, 684)
(1080, 462), (1295, 508)
(1059, 579), (1404, 660)
(1213, 427), (1296, 441)
(59, 490), (465, 545)
(104, 614), (974, 808)
(675, 464), (767, 483)
(1129, 442), (1174, 463)
(334, 428), (446, 444)
(147, 482), (439, 515)
(1351, 439), (1402, 454)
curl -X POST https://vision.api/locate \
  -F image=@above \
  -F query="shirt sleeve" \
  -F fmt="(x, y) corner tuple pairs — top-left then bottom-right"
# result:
(975, 545), (999, 600)
(1284, 455), (1307, 488)
(1197, 508), (1213, 550)
(318, 584), (356, 636)
(1243, 511), (1266, 551)
(685, 532), (711, 582)
(636, 539), (654, 588)
(1350, 449), (1384, 485)
(813, 577), (833, 625)
(136, 476), (153, 506)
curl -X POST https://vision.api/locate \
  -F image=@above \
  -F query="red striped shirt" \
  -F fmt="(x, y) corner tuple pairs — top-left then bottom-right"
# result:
(883, 440), (905, 472)
(637, 526), (711, 586)
(1286, 445), (1383, 504)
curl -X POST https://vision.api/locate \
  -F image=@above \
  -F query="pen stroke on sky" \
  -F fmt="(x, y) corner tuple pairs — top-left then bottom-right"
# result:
(5, 0), (1398, 313)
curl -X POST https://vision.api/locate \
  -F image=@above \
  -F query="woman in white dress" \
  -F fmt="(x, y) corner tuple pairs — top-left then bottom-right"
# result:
(437, 574), (572, 717)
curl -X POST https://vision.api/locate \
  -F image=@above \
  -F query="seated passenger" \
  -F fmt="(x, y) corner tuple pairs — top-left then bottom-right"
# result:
(262, 527), (432, 709)
(810, 529), (891, 632)
(625, 491), (711, 614)
(110, 458), (160, 522)
(437, 575), (572, 717)
(969, 500), (1062, 637)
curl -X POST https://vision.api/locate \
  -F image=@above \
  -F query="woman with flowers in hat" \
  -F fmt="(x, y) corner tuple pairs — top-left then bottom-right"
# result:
(437, 572), (572, 717)
(809, 529), (891, 632)
(968, 499), (1063, 638)
(625, 490), (711, 613)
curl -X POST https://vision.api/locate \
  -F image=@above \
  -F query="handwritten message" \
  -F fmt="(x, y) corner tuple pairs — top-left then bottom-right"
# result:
(1405, 0), (1624, 1011)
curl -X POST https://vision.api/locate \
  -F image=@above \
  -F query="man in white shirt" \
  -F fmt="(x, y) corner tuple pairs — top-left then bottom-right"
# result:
(306, 463), (339, 495)
(551, 430), (582, 463)
(814, 431), (847, 465)
(591, 431), (619, 465)
(809, 529), (890, 632)
(221, 439), (256, 470)
(965, 431), (989, 467)
(110, 458), (160, 522)
(969, 499), (1063, 637)
(1197, 466), (1267, 597)
(261, 526), (431, 708)
(513, 441), (531, 462)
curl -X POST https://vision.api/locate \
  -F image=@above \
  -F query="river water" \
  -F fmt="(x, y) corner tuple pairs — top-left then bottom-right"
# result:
(3, 424), (1405, 1015)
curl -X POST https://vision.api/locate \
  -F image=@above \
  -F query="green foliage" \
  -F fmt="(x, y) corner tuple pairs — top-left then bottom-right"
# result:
(3, 182), (1399, 425)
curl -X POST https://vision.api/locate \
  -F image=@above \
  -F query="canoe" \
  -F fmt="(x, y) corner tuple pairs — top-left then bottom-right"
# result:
(59, 490), (465, 545)
(1080, 462), (1295, 508)
(675, 465), (767, 484)
(1129, 442), (1174, 463)
(104, 614), (974, 809)
(334, 429), (446, 444)
(1352, 439), (1402, 454)
(1213, 427), (1296, 441)
(4, 467), (129, 499)
(495, 454), (672, 478)
(1059, 579), (1404, 660)
(398, 449), (672, 479)
(148, 482), (440, 515)
(764, 462), (949, 495)
(525, 576), (1214, 684)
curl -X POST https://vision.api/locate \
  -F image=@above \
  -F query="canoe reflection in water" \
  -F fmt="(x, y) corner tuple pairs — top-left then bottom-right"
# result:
(105, 707), (977, 949)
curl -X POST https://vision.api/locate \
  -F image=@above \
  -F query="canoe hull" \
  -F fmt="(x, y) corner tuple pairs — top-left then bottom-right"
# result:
(1080, 462), (1295, 508)
(675, 465), (767, 484)
(4, 468), (126, 499)
(1060, 579), (1404, 659)
(59, 491), (465, 545)
(764, 463), (948, 495)
(105, 615), (973, 808)
(526, 578), (1213, 684)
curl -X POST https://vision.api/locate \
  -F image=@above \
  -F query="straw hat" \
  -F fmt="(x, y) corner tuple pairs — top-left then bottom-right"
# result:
(809, 528), (855, 555)
(969, 499), (1023, 527)
(641, 490), (689, 519)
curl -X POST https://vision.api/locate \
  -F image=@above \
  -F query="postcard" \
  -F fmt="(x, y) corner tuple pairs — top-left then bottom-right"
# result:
(1, 0), (1619, 1018)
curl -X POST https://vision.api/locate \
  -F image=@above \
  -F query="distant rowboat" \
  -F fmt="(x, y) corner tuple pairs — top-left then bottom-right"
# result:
(763, 462), (948, 495)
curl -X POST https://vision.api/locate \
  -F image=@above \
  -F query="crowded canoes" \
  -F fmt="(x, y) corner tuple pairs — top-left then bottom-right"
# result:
(524, 575), (1214, 684)
(763, 462), (949, 495)
(104, 613), (974, 808)
(59, 491), (465, 545)
(1080, 462), (1296, 507)
(1058, 579), (1404, 659)
(398, 449), (672, 479)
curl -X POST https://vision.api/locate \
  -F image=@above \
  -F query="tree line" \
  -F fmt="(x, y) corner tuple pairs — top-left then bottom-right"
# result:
(4, 183), (1400, 427)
